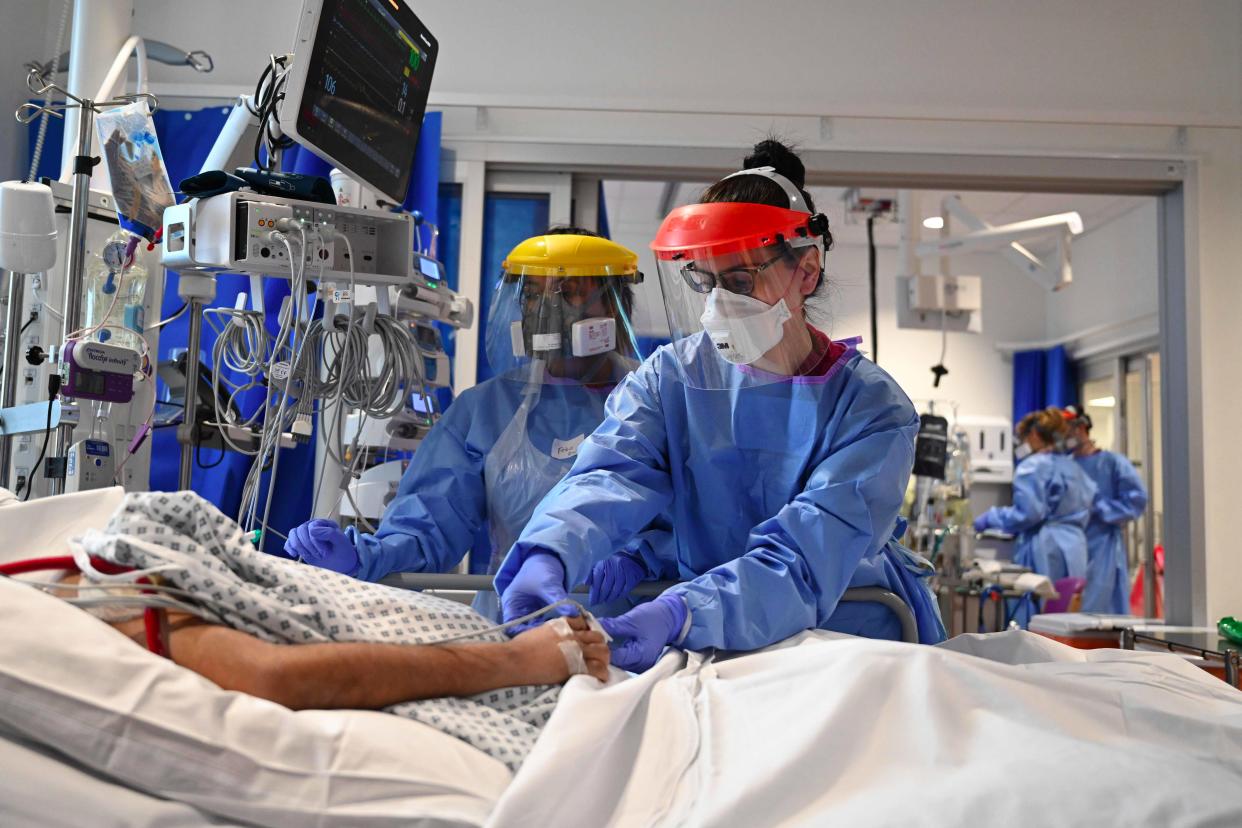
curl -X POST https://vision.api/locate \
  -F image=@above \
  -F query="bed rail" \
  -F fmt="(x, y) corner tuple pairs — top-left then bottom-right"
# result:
(379, 573), (920, 644)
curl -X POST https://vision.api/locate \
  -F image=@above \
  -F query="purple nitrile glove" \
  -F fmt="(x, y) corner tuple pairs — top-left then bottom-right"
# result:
(600, 593), (688, 673)
(500, 551), (575, 632)
(973, 513), (993, 534)
(285, 518), (360, 575)
(586, 550), (649, 606)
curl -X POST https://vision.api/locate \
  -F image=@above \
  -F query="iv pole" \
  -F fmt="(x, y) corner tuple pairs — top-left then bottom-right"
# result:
(14, 70), (157, 494)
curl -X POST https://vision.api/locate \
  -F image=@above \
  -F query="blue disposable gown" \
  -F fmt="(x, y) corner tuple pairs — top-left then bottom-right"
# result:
(495, 333), (947, 651)
(1075, 450), (1148, 614)
(346, 368), (666, 617)
(983, 452), (1095, 583)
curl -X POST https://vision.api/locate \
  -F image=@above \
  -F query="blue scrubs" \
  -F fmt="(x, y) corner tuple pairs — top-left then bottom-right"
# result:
(981, 452), (1095, 623)
(496, 333), (947, 650)
(1075, 450), (1148, 614)
(346, 369), (666, 608)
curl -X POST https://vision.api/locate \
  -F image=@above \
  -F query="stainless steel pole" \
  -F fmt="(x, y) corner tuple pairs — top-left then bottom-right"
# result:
(1142, 355), (1158, 617)
(0, 270), (26, 487)
(177, 298), (204, 490)
(60, 105), (94, 346)
(49, 101), (98, 495)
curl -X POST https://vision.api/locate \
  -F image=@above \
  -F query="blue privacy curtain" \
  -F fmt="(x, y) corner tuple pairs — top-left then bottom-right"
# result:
(29, 108), (442, 551)
(1013, 344), (1076, 424)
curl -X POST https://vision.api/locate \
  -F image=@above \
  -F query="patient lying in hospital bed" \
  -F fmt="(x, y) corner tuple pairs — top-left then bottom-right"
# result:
(5, 488), (1242, 828)
(10, 490), (609, 772)
(59, 574), (609, 705)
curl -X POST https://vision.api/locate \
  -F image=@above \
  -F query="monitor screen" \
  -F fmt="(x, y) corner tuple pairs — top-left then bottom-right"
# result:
(292, 0), (437, 202)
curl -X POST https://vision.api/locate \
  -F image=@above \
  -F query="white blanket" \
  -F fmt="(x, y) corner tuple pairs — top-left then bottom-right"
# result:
(490, 630), (1242, 827)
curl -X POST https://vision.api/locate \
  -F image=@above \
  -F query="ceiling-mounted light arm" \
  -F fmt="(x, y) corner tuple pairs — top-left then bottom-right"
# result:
(916, 209), (1082, 291)
(941, 193), (1045, 277)
(916, 211), (1082, 256)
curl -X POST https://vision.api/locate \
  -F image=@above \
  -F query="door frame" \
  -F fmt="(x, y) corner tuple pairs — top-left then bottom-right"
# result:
(442, 140), (1203, 623)
(439, 164), (573, 395)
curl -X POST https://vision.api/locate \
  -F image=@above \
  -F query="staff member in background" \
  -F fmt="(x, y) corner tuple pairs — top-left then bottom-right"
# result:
(1063, 406), (1149, 615)
(284, 228), (667, 620)
(974, 407), (1097, 625)
(495, 139), (947, 673)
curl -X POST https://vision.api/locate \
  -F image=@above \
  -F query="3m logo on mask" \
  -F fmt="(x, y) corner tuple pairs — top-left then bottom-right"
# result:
(700, 288), (792, 365)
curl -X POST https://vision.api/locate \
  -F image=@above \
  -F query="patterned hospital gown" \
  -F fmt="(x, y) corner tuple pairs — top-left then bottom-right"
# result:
(76, 491), (560, 772)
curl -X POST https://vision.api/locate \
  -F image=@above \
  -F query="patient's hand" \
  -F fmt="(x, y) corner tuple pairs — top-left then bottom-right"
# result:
(509, 615), (611, 684)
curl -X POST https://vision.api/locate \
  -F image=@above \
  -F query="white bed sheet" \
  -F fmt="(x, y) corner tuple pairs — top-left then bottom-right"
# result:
(491, 630), (1242, 827)
(6, 543), (1242, 827)
(0, 725), (245, 827)
(0, 577), (510, 828)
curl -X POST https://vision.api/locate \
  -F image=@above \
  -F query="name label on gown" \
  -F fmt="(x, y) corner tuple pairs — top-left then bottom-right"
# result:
(551, 434), (585, 460)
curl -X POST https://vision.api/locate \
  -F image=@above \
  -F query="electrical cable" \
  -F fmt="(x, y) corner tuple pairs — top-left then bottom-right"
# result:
(16, 311), (38, 340)
(428, 598), (600, 644)
(867, 214), (878, 364)
(32, 284), (63, 320)
(250, 54), (293, 171)
(187, 216), (436, 533)
(931, 309), (950, 388)
(245, 229), (316, 534)
(196, 440), (225, 469)
(19, 375), (61, 501)
(147, 302), (188, 331)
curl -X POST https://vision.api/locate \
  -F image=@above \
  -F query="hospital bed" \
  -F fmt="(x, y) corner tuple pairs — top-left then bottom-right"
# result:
(3, 490), (1240, 827)
(380, 572), (922, 645)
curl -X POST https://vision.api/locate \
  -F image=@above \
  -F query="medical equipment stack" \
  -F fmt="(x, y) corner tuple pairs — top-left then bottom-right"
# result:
(150, 0), (461, 543)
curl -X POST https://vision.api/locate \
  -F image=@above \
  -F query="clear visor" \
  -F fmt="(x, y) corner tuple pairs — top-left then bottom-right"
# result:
(483, 272), (642, 386)
(655, 240), (829, 387)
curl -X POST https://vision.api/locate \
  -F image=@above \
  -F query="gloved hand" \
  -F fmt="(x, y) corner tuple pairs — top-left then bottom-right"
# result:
(586, 550), (649, 606)
(285, 519), (360, 575)
(600, 593), (688, 673)
(973, 513), (993, 534)
(500, 552), (573, 631)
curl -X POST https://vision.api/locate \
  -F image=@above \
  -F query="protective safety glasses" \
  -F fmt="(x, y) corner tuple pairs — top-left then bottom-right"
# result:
(520, 278), (607, 307)
(678, 248), (791, 296)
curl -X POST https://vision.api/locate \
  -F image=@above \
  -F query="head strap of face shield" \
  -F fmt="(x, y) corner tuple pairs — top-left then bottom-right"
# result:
(722, 166), (810, 214)
(719, 166), (830, 259)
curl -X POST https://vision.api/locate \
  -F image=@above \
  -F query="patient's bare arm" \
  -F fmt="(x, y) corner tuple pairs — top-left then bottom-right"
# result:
(115, 613), (610, 709)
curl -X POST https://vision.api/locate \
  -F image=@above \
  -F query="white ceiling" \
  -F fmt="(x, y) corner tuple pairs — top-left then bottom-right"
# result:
(603, 181), (1149, 249)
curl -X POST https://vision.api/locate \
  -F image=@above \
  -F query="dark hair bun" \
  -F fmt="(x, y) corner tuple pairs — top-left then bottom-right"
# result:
(744, 139), (806, 189)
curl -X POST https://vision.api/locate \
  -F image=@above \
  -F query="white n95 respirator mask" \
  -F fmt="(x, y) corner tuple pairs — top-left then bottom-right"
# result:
(699, 288), (791, 365)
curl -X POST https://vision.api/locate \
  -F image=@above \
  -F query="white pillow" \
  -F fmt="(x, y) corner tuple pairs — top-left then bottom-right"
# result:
(0, 577), (511, 827)
(0, 486), (126, 564)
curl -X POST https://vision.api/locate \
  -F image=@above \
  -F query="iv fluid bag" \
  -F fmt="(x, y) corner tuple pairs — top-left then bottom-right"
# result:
(82, 229), (147, 352)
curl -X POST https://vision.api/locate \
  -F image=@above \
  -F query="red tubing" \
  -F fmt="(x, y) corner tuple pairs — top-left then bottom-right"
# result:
(2, 555), (167, 657)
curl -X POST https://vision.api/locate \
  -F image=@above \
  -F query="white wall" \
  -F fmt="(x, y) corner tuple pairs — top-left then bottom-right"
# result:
(34, 0), (1242, 621)
(1046, 201), (1160, 351)
(128, 0), (1240, 131)
(407, 0), (1242, 128)
(0, 0), (53, 182)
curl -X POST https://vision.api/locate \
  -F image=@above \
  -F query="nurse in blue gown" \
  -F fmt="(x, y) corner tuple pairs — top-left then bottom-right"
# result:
(496, 141), (947, 671)
(974, 408), (1097, 625)
(1065, 408), (1148, 614)
(284, 229), (664, 619)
